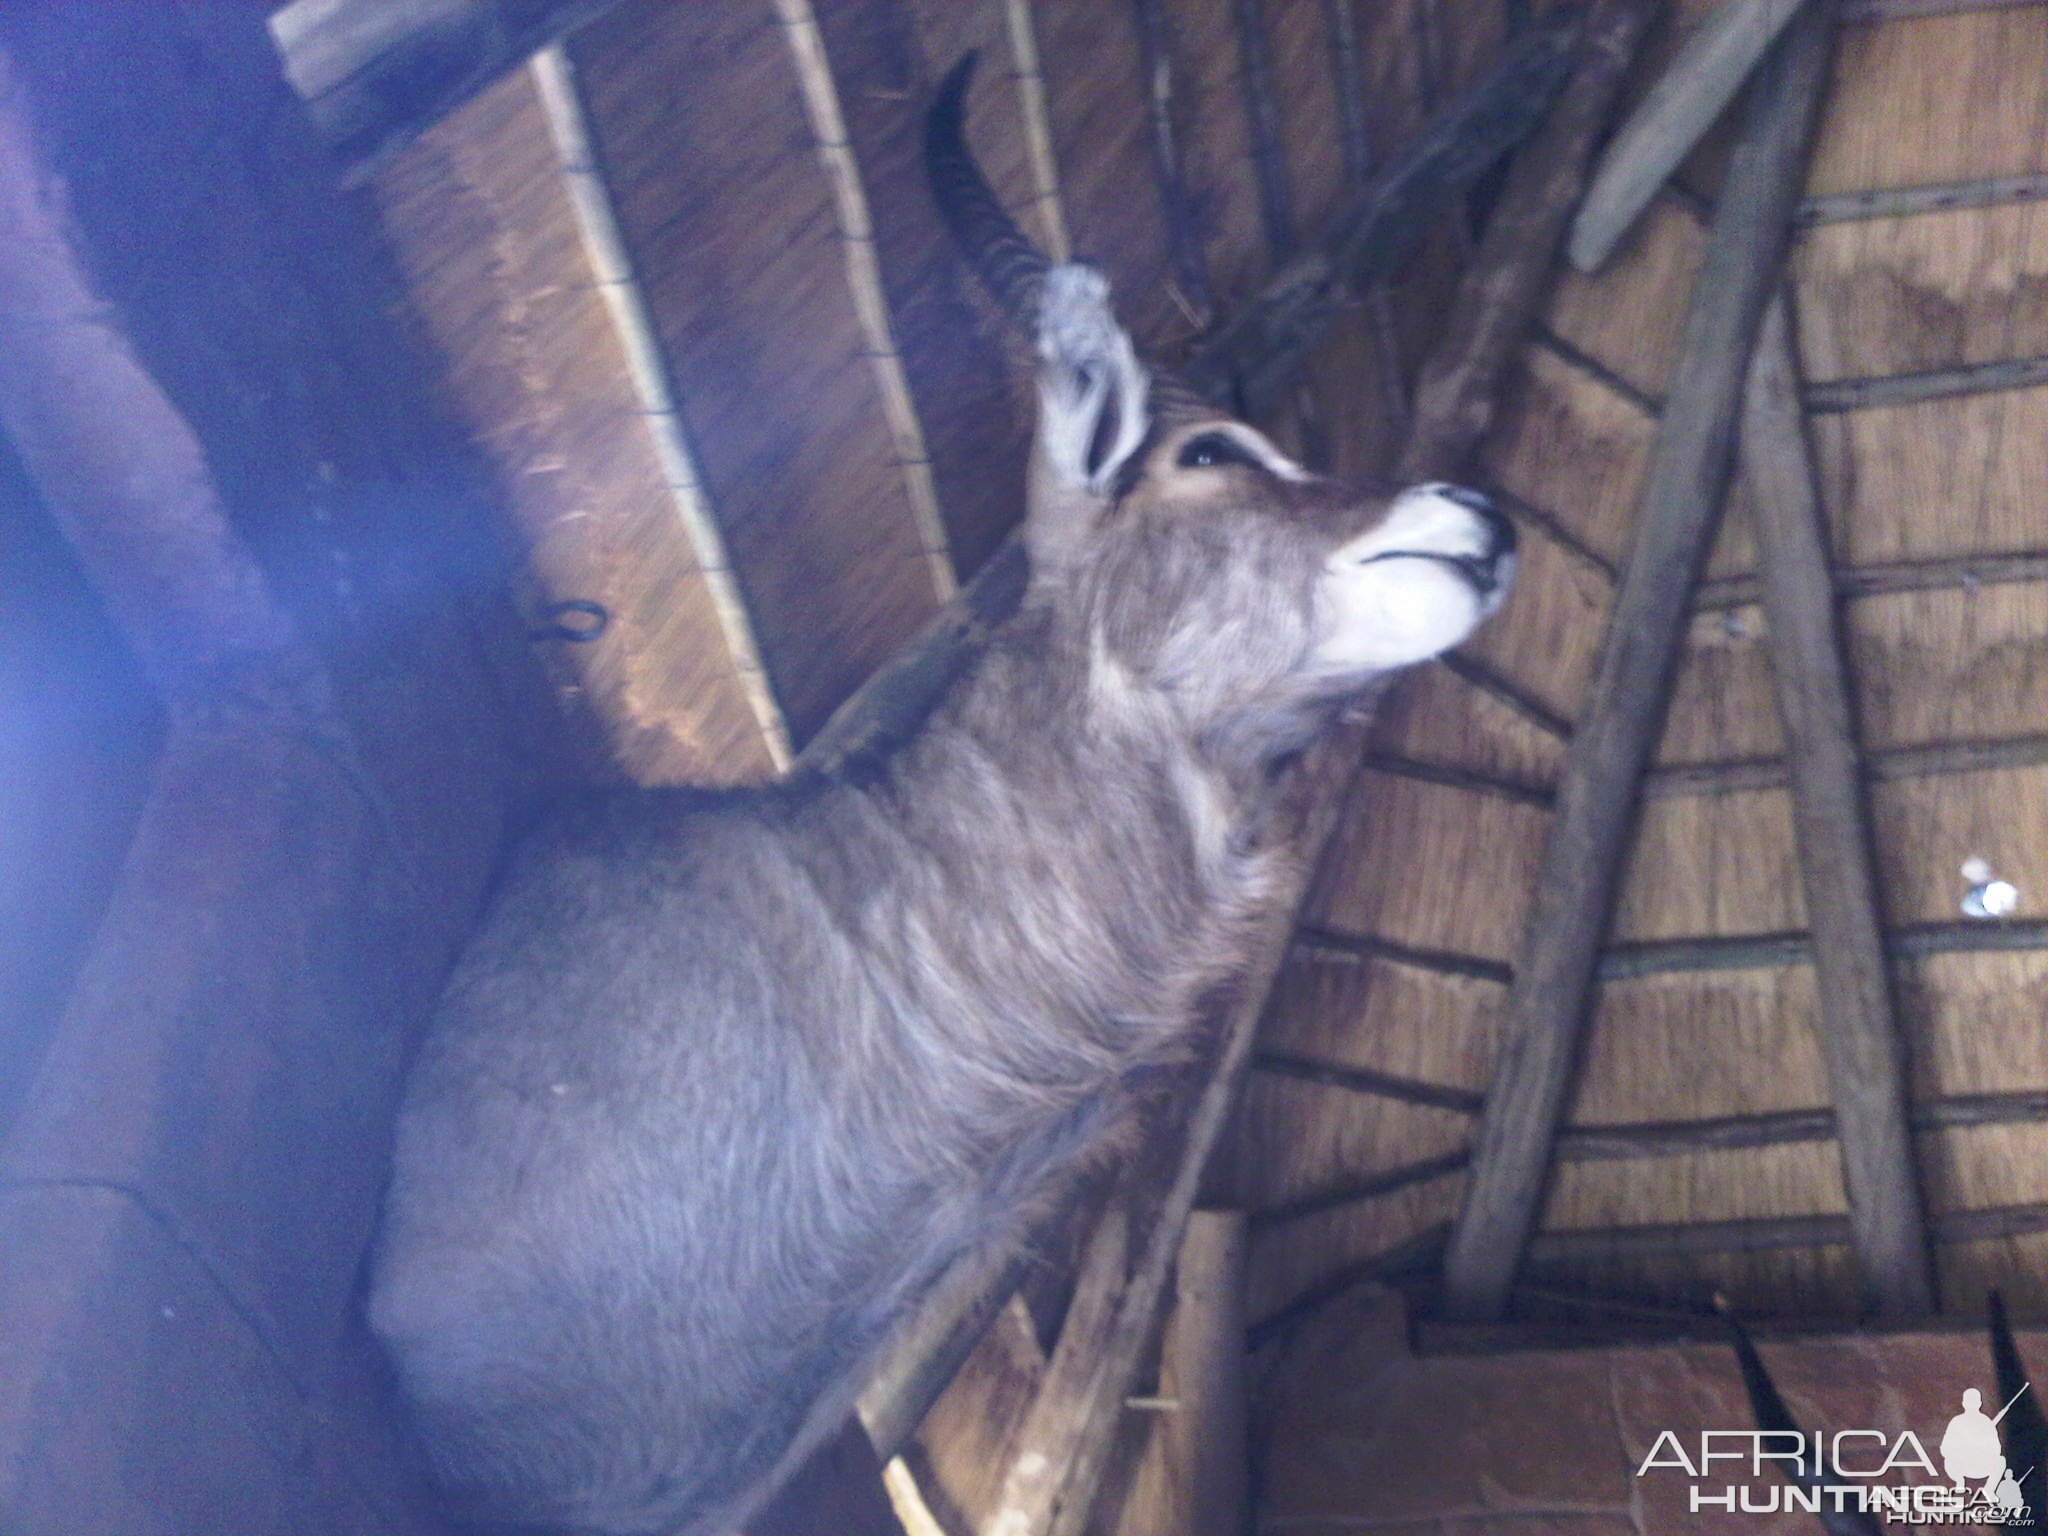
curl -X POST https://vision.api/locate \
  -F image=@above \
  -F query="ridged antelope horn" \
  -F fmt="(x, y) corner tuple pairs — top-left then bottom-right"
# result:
(924, 55), (1215, 425)
(925, 53), (1050, 335)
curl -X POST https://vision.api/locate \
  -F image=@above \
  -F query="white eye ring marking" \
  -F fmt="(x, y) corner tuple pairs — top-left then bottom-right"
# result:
(1175, 423), (1309, 482)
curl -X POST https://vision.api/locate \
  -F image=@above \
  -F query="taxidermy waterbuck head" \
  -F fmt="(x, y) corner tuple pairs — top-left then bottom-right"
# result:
(926, 55), (1515, 773)
(367, 55), (1515, 1536)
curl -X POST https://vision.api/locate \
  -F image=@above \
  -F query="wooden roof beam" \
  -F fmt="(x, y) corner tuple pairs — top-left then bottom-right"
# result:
(1741, 290), (1934, 1315)
(1568, 0), (1808, 273)
(1439, 4), (1841, 1324)
(271, 0), (621, 179)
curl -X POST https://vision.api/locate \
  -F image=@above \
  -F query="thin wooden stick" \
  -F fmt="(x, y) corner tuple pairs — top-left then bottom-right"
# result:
(1598, 917), (2048, 979)
(1246, 1225), (1452, 1349)
(1572, 1091), (2048, 1158)
(1233, 0), (1296, 262)
(1252, 1148), (1474, 1227)
(1531, 322), (1665, 415)
(1250, 1076), (2048, 1151)
(1130, 0), (1214, 320)
(1695, 549), (2048, 610)
(1805, 354), (2048, 412)
(1644, 733), (2048, 798)
(1437, 651), (1576, 740)
(1526, 1200), (2048, 1265)
(1361, 751), (1556, 806)
(1298, 907), (2048, 987)
(1292, 923), (1516, 985)
(1799, 172), (2048, 224)
(1251, 1052), (1489, 1115)
(1485, 483), (1623, 583)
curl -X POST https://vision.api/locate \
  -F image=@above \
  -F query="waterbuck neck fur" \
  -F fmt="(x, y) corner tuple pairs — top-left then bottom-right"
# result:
(368, 57), (1519, 1536)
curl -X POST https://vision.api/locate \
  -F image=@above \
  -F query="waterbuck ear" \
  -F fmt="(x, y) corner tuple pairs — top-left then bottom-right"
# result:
(1025, 264), (1150, 577)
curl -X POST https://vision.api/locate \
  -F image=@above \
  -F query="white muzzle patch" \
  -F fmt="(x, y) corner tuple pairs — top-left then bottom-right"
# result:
(1313, 483), (1516, 676)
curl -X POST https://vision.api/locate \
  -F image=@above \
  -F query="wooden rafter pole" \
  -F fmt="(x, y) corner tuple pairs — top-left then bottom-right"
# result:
(1233, 0), (1297, 262)
(1741, 293), (1935, 1315)
(1130, 0), (1214, 319)
(1567, 0), (1807, 271)
(985, 1209), (1131, 1536)
(1440, 3), (1842, 1323)
(1325, 0), (1418, 441)
(270, 0), (620, 179)
(1397, 0), (1656, 481)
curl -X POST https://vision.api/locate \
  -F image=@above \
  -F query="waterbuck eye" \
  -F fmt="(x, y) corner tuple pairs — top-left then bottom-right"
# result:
(1177, 431), (1260, 471)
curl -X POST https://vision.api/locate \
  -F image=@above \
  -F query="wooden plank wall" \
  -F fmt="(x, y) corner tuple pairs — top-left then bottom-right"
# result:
(1237, 0), (2048, 1335)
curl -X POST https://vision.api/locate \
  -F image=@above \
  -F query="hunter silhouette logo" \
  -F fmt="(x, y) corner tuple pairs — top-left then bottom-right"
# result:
(1633, 1304), (2042, 1526)
(1941, 1388), (2031, 1520)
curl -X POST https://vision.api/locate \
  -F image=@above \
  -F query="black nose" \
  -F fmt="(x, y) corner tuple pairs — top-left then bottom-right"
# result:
(1440, 485), (1517, 560)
